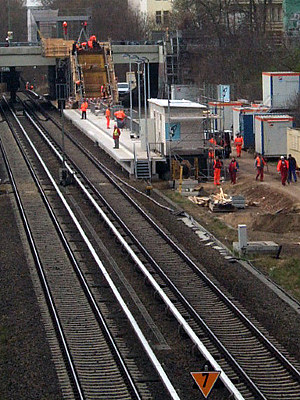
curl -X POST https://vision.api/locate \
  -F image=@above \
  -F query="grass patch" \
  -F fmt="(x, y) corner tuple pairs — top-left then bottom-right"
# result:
(253, 256), (300, 301)
(163, 189), (237, 247)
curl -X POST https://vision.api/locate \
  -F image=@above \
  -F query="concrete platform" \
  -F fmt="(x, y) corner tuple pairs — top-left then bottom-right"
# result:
(233, 241), (280, 256)
(64, 109), (164, 177)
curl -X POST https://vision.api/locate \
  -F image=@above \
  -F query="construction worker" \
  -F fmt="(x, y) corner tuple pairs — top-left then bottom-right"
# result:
(213, 156), (223, 185)
(113, 124), (121, 148)
(228, 157), (239, 184)
(114, 109), (126, 129)
(287, 154), (297, 183)
(255, 153), (266, 182)
(80, 99), (88, 119)
(209, 137), (217, 146)
(277, 156), (289, 186)
(208, 147), (214, 160)
(63, 21), (68, 39)
(105, 107), (111, 129)
(234, 134), (243, 157)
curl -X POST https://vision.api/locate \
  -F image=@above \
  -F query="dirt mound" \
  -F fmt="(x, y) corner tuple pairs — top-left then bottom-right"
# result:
(227, 182), (294, 214)
(252, 212), (300, 233)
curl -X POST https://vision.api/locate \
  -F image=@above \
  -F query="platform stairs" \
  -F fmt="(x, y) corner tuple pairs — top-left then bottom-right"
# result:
(134, 142), (151, 180)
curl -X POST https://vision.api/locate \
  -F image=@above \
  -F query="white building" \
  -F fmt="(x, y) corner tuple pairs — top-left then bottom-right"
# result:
(148, 99), (207, 157)
(128, 0), (173, 25)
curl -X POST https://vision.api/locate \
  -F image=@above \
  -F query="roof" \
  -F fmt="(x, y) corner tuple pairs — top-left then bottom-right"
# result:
(208, 101), (243, 107)
(262, 71), (300, 77)
(148, 99), (206, 109)
(233, 107), (269, 113)
(255, 115), (294, 122)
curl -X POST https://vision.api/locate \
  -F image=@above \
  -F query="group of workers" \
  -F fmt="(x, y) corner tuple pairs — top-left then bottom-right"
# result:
(80, 101), (126, 149)
(211, 132), (298, 187)
(73, 35), (100, 53)
(25, 82), (34, 90)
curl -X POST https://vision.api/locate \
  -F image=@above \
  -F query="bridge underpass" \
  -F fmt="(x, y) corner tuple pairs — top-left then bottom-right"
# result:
(0, 43), (163, 101)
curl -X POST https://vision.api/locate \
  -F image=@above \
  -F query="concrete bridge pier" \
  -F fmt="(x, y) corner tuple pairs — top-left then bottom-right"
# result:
(48, 65), (56, 99)
(8, 67), (20, 103)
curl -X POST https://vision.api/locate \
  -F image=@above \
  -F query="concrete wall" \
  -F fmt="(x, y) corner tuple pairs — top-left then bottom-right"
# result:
(287, 127), (300, 166)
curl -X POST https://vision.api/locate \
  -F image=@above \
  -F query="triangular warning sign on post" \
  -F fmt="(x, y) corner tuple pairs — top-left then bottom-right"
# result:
(191, 371), (220, 398)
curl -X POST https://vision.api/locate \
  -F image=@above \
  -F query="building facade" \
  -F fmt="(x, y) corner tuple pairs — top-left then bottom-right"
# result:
(128, 0), (173, 25)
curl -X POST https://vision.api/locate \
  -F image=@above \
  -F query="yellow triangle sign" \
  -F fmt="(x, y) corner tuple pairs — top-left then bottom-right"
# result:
(191, 371), (220, 398)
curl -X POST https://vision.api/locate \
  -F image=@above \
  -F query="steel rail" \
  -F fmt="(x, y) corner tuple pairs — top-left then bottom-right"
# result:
(4, 97), (181, 400)
(21, 102), (248, 399)
(25, 99), (300, 384)
(0, 103), (85, 400)
(22, 96), (300, 397)
(2, 100), (144, 400)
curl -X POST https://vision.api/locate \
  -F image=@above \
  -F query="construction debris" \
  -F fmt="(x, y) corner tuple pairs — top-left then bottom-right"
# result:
(209, 188), (234, 212)
(188, 196), (210, 206)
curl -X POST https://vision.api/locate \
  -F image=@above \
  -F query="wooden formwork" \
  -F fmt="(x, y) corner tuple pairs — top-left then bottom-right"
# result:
(42, 38), (74, 58)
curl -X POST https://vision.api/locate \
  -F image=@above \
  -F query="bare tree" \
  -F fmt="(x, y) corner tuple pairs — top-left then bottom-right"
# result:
(0, 0), (27, 42)
(44, 0), (147, 41)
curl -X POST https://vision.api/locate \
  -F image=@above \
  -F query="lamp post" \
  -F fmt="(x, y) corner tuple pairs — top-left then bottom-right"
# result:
(142, 60), (148, 152)
(141, 56), (150, 99)
(122, 53), (134, 136)
(133, 57), (143, 137)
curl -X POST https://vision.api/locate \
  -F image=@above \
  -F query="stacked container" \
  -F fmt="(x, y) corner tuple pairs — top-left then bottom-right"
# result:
(232, 106), (269, 148)
(255, 115), (294, 157)
(262, 72), (300, 109)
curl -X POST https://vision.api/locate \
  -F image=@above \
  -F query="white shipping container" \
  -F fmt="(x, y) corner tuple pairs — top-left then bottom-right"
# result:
(208, 101), (242, 131)
(255, 115), (294, 157)
(262, 72), (300, 109)
(232, 106), (269, 140)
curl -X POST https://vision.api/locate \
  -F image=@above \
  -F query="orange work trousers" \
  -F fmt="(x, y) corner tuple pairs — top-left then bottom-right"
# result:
(214, 168), (221, 185)
(236, 145), (242, 157)
(106, 116), (110, 128)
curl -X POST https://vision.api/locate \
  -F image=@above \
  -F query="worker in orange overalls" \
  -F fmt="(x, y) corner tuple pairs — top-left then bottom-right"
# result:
(105, 107), (111, 129)
(277, 156), (289, 186)
(80, 99), (88, 119)
(114, 109), (126, 129)
(234, 134), (243, 157)
(209, 137), (217, 146)
(213, 156), (223, 185)
(63, 21), (68, 39)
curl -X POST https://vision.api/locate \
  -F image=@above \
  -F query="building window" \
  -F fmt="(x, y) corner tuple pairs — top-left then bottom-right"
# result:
(156, 11), (162, 24)
(163, 10), (169, 25)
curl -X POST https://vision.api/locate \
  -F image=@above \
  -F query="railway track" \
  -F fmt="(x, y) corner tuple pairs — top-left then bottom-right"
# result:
(0, 98), (179, 400)
(2, 93), (300, 399)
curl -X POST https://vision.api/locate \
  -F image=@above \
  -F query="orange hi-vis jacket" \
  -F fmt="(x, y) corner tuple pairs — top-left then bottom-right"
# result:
(234, 136), (243, 147)
(277, 159), (289, 172)
(105, 108), (110, 118)
(209, 137), (216, 145)
(81, 101), (88, 112)
(114, 110), (126, 121)
(255, 156), (266, 168)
